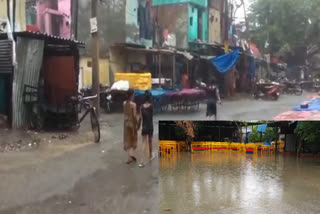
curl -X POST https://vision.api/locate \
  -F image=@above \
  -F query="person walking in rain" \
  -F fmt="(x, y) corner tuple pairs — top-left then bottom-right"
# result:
(123, 89), (139, 164)
(138, 90), (154, 168)
(201, 79), (222, 120)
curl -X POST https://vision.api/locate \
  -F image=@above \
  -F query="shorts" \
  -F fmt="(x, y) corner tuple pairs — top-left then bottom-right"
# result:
(206, 100), (217, 117)
(142, 127), (153, 136)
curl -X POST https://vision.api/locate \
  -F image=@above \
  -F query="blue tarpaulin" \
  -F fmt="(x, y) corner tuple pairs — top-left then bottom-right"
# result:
(257, 124), (268, 133)
(135, 89), (171, 98)
(293, 100), (320, 111)
(210, 49), (240, 73)
(264, 141), (271, 146)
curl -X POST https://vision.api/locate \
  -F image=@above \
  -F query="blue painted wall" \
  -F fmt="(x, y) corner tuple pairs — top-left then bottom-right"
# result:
(188, 4), (198, 41)
(153, 0), (207, 7)
(202, 10), (208, 41)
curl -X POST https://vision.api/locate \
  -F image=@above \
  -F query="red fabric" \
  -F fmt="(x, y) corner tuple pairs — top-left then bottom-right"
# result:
(44, 56), (76, 105)
(166, 89), (207, 99)
(271, 57), (281, 64)
(26, 25), (40, 32)
(181, 74), (190, 89)
(249, 42), (262, 58)
(274, 111), (320, 120)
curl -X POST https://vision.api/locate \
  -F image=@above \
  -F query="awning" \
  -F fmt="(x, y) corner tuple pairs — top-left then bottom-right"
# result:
(176, 51), (194, 60)
(210, 49), (240, 73)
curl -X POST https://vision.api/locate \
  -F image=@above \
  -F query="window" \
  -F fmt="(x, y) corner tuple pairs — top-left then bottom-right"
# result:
(87, 61), (92, 68)
(190, 17), (193, 26)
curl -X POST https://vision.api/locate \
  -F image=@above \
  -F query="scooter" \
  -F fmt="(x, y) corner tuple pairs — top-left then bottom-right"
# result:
(278, 77), (303, 95)
(100, 89), (112, 113)
(300, 79), (320, 92)
(253, 82), (280, 100)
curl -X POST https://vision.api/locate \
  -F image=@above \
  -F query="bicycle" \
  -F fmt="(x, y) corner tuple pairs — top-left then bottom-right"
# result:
(68, 94), (101, 143)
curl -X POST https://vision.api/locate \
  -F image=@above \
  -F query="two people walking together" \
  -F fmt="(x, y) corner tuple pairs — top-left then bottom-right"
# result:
(123, 89), (154, 167)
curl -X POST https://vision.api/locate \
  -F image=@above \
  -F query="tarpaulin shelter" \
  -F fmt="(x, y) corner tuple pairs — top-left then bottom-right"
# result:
(210, 49), (240, 73)
(257, 124), (268, 132)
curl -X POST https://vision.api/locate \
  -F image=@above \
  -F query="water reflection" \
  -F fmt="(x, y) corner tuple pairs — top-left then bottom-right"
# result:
(159, 152), (320, 214)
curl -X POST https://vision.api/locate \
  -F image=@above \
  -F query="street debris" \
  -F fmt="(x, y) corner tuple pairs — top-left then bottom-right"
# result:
(59, 134), (68, 140)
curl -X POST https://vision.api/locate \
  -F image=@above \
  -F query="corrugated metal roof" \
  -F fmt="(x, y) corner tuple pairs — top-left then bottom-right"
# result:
(12, 37), (45, 128)
(0, 31), (85, 47)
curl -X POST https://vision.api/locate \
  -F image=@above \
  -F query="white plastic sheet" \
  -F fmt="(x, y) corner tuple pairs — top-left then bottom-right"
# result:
(111, 80), (130, 91)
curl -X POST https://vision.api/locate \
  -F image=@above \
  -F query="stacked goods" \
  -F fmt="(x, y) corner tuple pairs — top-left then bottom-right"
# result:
(114, 73), (152, 90)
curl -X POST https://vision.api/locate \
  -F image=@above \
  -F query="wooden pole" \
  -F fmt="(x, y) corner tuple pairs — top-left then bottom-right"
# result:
(91, 0), (100, 115)
(172, 54), (176, 89)
(284, 133), (287, 152)
(158, 53), (161, 88)
(224, 0), (229, 53)
(71, 0), (79, 39)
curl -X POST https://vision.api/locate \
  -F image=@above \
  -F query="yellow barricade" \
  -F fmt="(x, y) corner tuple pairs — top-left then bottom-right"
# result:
(114, 72), (152, 90)
(230, 143), (241, 152)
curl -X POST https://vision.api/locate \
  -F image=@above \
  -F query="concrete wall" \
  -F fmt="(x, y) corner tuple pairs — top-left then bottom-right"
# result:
(58, 0), (71, 38)
(0, 0), (26, 32)
(208, 8), (221, 43)
(109, 47), (147, 74)
(125, 0), (139, 44)
(188, 4), (198, 41)
(79, 57), (110, 88)
(36, 0), (71, 38)
(78, 0), (126, 57)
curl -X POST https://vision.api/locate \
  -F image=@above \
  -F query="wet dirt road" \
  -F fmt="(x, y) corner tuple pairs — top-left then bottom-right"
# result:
(157, 93), (311, 120)
(0, 114), (158, 214)
(159, 152), (320, 214)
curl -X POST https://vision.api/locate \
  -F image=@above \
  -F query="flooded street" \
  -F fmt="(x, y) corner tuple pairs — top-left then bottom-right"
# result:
(159, 152), (320, 214)
(157, 93), (312, 121)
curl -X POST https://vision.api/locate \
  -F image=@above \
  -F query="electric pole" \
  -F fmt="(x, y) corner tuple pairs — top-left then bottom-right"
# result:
(91, 0), (100, 115)
(71, 0), (78, 39)
(224, 0), (229, 53)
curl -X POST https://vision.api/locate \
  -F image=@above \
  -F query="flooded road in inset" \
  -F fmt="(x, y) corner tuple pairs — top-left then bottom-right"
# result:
(159, 152), (320, 214)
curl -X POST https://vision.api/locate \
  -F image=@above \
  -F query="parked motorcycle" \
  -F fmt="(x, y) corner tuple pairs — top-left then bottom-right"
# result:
(100, 88), (112, 114)
(300, 79), (320, 92)
(278, 77), (303, 96)
(253, 82), (280, 100)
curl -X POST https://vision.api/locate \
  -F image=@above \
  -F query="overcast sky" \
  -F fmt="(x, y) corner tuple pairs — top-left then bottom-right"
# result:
(234, 0), (252, 23)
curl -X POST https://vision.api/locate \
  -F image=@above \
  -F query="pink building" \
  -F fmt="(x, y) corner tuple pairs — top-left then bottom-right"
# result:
(34, 0), (71, 38)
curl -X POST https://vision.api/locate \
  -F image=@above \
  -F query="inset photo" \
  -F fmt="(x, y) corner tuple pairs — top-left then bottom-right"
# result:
(159, 121), (320, 214)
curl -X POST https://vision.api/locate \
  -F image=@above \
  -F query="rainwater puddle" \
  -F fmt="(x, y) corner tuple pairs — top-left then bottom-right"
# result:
(159, 152), (320, 214)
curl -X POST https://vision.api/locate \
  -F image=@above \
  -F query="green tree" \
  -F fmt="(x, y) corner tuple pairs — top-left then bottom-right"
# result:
(248, 0), (320, 55)
(249, 126), (261, 142)
(175, 121), (198, 152)
(294, 122), (320, 156)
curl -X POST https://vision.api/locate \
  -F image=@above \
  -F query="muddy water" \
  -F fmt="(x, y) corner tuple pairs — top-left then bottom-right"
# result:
(159, 152), (320, 214)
